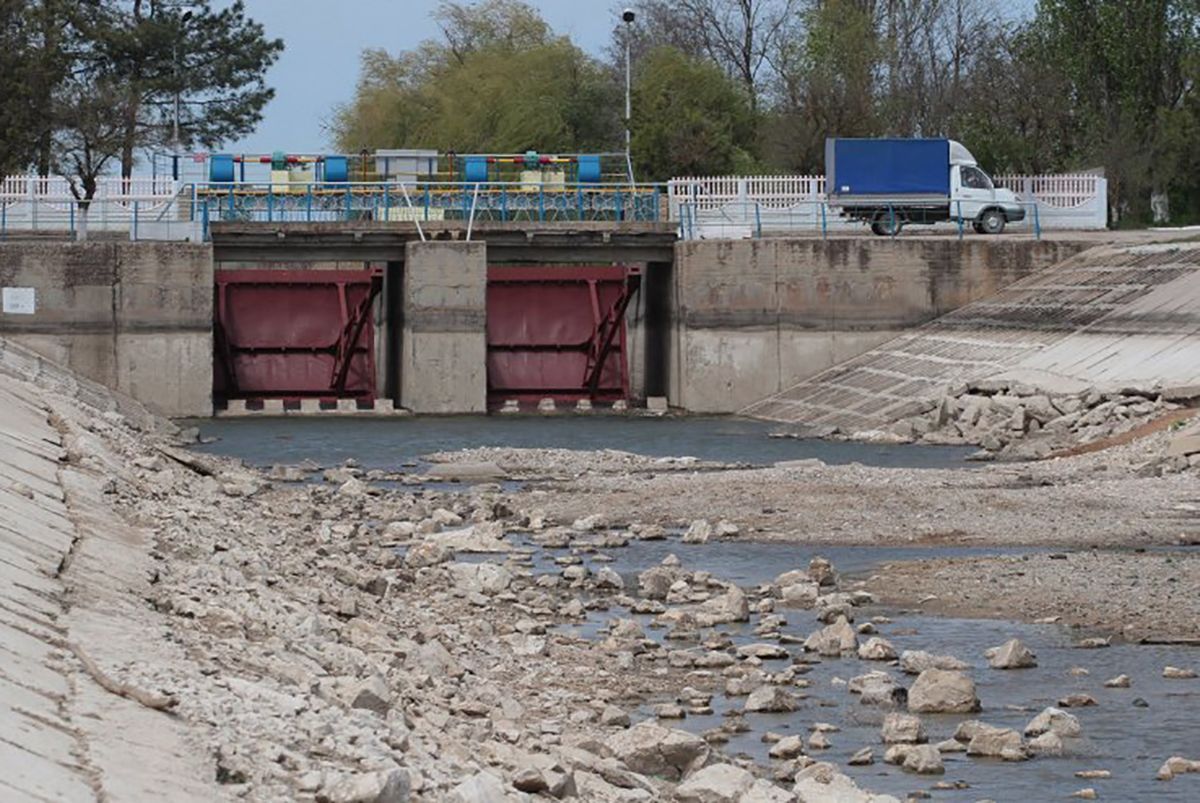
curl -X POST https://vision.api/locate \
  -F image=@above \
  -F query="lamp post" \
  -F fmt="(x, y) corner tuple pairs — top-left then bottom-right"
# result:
(172, 9), (193, 181)
(622, 8), (635, 183)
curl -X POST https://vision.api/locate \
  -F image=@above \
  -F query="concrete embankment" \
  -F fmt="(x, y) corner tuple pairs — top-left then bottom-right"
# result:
(669, 237), (1090, 412)
(0, 342), (216, 800)
(744, 241), (1200, 432)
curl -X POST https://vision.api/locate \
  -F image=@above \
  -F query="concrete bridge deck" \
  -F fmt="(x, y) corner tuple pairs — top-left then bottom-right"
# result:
(209, 220), (679, 263)
(743, 241), (1200, 431)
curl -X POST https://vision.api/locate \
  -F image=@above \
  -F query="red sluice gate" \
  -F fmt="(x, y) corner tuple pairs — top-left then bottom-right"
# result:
(214, 269), (381, 404)
(486, 265), (641, 407)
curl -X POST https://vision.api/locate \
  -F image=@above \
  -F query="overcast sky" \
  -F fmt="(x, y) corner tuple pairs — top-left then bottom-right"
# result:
(221, 0), (619, 155)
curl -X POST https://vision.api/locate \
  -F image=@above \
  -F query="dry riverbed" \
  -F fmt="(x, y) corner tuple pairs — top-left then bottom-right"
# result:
(9, 360), (1200, 801)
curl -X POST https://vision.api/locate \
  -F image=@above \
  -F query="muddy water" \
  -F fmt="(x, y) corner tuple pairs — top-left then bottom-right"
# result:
(527, 537), (1200, 801)
(185, 416), (975, 470)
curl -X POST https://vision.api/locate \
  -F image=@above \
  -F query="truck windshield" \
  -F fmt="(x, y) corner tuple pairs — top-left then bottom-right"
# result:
(961, 166), (993, 190)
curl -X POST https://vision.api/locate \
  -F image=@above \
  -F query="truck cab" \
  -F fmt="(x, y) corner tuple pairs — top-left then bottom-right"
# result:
(949, 142), (1025, 234)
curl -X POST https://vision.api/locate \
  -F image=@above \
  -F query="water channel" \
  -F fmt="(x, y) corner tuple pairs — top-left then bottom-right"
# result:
(189, 416), (1200, 800)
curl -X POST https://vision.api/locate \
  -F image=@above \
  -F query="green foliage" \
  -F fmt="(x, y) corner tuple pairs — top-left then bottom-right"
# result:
(631, 47), (754, 180)
(330, 1), (618, 156)
(0, 0), (70, 173)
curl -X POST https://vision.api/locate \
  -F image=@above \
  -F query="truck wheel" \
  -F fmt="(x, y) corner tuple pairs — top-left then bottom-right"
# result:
(871, 214), (904, 236)
(972, 221), (986, 234)
(978, 209), (1006, 234)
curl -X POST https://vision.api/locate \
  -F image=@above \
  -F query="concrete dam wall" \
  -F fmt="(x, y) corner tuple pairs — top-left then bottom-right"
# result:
(1, 234), (1105, 418)
(0, 242), (213, 417)
(744, 241), (1200, 432)
(669, 237), (1090, 412)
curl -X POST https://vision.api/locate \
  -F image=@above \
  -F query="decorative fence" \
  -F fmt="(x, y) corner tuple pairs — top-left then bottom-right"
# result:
(0, 175), (192, 238)
(668, 173), (1108, 238)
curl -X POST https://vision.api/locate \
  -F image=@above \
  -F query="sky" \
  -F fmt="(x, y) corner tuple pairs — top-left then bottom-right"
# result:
(220, 0), (619, 156)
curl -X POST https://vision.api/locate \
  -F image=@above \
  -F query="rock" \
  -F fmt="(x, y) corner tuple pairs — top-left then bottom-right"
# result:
(808, 557), (837, 587)
(907, 669), (980, 714)
(803, 617), (858, 657)
(322, 769), (412, 803)
(639, 566), (676, 600)
(1163, 666), (1197, 679)
(901, 745), (944, 775)
(745, 685), (798, 713)
(779, 581), (820, 608)
(1075, 636), (1111, 649)
(1057, 693), (1097, 708)
(682, 519), (713, 544)
(1070, 789), (1097, 800)
(985, 638), (1037, 669)
(595, 566), (625, 590)
(1104, 674), (1132, 688)
(1157, 756), (1200, 780)
(898, 650), (969, 675)
(403, 541), (452, 568)
(807, 731), (830, 750)
(431, 523), (511, 553)
(345, 674), (391, 715)
(600, 704), (631, 727)
(1028, 731), (1064, 756)
(966, 728), (1028, 761)
(881, 713), (926, 744)
(740, 779), (796, 803)
(604, 721), (709, 780)
(446, 771), (507, 803)
(934, 739), (965, 754)
(654, 703), (686, 719)
(673, 762), (755, 802)
(848, 747), (874, 766)
(848, 671), (898, 706)
(425, 461), (506, 480)
(696, 585), (750, 624)
(1075, 771), (1111, 780)
(738, 643), (791, 660)
(858, 637), (897, 661)
(572, 513), (608, 532)
(511, 767), (549, 793)
(768, 735), (806, 759)
(792, 761), (901, 803)
(446, 562), (513, 595)
(1024, 707), (1081, 738)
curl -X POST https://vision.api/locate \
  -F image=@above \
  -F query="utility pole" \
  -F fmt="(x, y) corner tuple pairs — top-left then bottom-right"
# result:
(172, 9), (193, 181)
(622, 8), (635, 184)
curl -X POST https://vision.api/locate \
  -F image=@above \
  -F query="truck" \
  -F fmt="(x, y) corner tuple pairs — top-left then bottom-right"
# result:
(825, 138), (1025, 236)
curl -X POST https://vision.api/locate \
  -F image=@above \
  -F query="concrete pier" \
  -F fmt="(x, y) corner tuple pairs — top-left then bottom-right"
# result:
(0, 242), (213, 417)
(400, 241), (488, 413)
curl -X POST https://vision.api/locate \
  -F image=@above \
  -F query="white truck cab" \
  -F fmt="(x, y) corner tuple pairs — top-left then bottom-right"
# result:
(948, 141), (1025, 233)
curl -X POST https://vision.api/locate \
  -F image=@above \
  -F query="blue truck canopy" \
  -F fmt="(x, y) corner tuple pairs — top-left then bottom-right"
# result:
(826, 138), (951, 198)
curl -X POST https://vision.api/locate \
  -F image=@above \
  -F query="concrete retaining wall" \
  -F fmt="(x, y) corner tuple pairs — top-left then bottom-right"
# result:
(0, 242), (213, 417)
(400, 241), (487, 413)
(670, 237), (1091, 412)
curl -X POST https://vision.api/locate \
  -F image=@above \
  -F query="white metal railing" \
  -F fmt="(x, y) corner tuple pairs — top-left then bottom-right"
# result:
(669, 172), (1108, 235)
(0, 174), (179, 201)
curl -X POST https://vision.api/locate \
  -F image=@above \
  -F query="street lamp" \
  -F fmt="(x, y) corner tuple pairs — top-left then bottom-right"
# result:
(172, 9), (194, 181)
(622, 8), (635, 183)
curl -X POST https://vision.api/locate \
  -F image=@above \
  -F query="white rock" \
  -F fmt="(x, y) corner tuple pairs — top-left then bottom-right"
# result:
(745, 685), (798, 713)
(322, 769), (411, 803)
(881, 713), (925, 744)
(604, 721), (709, 780)
(803, 617), (857, 657)
(673, 762), (755, 802)
(899, 650), (969, 675)
(1024, 707), (1081, 738)
(446, 770), (507, 803)
(985, 638), (1037, 669)
(907, 669), (980, 714)
(858, 637), (897, 661)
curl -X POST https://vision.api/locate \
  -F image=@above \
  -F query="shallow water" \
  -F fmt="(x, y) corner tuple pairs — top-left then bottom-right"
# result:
(534, 537), (1200, 801)
(184, 415), (975, 470)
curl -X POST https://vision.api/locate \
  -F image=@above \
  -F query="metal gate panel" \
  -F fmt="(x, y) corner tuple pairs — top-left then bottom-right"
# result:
(486, 265), (639, 404)
(214, 269), (380, 401)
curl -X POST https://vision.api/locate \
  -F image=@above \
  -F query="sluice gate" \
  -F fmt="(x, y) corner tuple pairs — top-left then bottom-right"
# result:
(213, 269), (381, 405)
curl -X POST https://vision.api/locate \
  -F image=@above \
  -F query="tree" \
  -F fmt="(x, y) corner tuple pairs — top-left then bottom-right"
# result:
(329, 1), (619, 155)
(1019, 0), (1200, 221)
(631, 47), (755, 179)
(81, 0), (282, 178)
(0, 0), (70, 174)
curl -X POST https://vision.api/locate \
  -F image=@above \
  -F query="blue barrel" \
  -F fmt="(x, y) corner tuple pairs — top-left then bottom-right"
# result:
(577, 155), (602, 183)
(210, 154), (235, 183)
(464, 156), (489, 183)
(324, 155), (349, 182)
